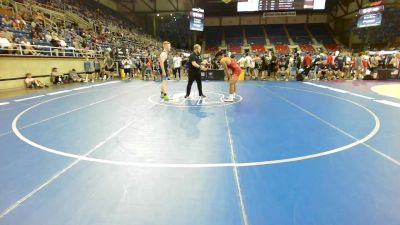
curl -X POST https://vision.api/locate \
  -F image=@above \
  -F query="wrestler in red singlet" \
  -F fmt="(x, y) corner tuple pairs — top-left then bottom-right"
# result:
(214, 51), (240, 102)
(226, 59), (242, 78)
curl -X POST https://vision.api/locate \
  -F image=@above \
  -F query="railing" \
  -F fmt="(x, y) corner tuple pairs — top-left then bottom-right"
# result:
(1, 0), (161, 52)
(65, 11), (92, 29)
(0, 0), (14, 7)
(23, 0), (65, 14)
(0, 0), (14, 14)
(0, 43), (104, 58)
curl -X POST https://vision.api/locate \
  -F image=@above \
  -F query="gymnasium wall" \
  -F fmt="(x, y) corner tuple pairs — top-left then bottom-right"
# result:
(0, 57), (103, 90)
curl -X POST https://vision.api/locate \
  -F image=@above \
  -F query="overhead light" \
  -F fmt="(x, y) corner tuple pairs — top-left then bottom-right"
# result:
(222, 0), (232, 3)
(157, 13), (159, 16)
(170, 13), (173, 16)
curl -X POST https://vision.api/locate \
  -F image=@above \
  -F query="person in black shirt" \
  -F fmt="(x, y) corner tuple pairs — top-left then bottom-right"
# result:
(269, 53), (277, 80)
(277, 55), (289, 81)
(317, 61), (328, 80)
(185, 44), (207, 99)
(334, 53), (344, 79)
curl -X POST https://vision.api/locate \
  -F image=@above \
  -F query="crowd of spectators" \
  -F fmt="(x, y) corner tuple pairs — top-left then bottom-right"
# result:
(0, 0), (164, 58)
(210, 49), (400, 81)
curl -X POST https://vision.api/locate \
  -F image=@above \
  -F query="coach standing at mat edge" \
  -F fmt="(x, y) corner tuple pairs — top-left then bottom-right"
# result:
(185, 44), (207, 99)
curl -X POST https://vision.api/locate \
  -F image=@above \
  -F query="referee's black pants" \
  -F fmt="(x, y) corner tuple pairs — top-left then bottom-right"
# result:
(186, 72), (203, 96)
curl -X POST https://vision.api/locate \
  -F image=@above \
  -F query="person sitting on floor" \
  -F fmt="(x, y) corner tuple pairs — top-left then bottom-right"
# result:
(68, 69), (83, 82)
(99, 67), (112, 80)
(51, 67), (64, 84)
(25, 73), (48, 88)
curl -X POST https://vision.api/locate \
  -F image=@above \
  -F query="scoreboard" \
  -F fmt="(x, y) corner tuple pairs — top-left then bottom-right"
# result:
(190, 8), (204, 32)
(357, 5), (384, 28)
(357, 13), (382, 28)
(237, 0), (326, 12)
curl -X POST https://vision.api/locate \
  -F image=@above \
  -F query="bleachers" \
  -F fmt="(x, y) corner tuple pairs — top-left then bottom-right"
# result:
(308, 24), (336, 44)
(324, 44), (340, 52)
(265, 25), (289, 44)
(275, 44), (290, 54)
(225, 26), (243, 45)
(0, 0), (164, 90)
(245, 25), (264, 36)
(204, 23), (342, 54)
(299, 44), (315, 53)
(229, 45), (242, 54)
(246, 25), (266, 51)
(286, 24), (312, 44)
(251, 44), (265, 53)
(246, 25), (266, 45)
(205, 45), (219, 53)
(0, 8), (13, 17)
(247, 37), (266, 45)
(205, 26), (223, 51)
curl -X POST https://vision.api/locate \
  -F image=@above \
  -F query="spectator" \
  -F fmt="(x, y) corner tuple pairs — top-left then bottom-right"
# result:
(269, 53), (277, 80)
(1, 16), (13, 27)
(104, 54), (114, 79)
(370, 53), (381, 75)
(317, 61), (329, 80)
(334, 53), (344, 79)
(172, 54), (182, 80)
(3, 28), (14, 42)
(84, 56), (95, 82)
(302, 52), (312, 77)
(326, 52), (334, 69)
(121, 57), (132, 79)
(34, 11), (45, 25)
(277, 55), (289, 81)
(99, 67), (111, 80)
(13, 13), (26, 30)
(51, 67), (64, 84)
(68, 69), (83, 82)
(20, 37), (37, 55)
(93, 57), (101, 80)
(0, 30), (14, 54)
(353, 53), (363, 80)
(25, 73), (48, 88)
(130, 56), (139, 78)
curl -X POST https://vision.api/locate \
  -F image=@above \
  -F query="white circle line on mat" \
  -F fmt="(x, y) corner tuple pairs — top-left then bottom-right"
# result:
(148, 91), (243, 107)
(12, 86), (380, 168)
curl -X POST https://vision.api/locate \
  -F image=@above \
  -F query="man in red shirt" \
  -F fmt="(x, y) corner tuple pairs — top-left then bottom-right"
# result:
(327, 53), (334, 69)
(302, 52), (312, 77)
(304, 52), (311, 67)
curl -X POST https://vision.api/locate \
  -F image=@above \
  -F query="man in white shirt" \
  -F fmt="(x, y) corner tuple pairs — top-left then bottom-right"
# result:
(238, 56), (246, 69)
(172, 54), (182, 80)
(391, 53), (400, 78)
(122, 57), (133, 79)
(20, 37), (37, 55)
(160, 41), (172, 101)
(0, 30), (13, 54)
(246, 54), (255, 79)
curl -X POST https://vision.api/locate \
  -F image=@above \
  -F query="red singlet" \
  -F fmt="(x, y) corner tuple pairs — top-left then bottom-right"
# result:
(227, 59), (242, 76)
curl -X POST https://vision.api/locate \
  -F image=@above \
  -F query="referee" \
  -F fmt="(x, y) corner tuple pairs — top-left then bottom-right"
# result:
(185, 44), (207, 99)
